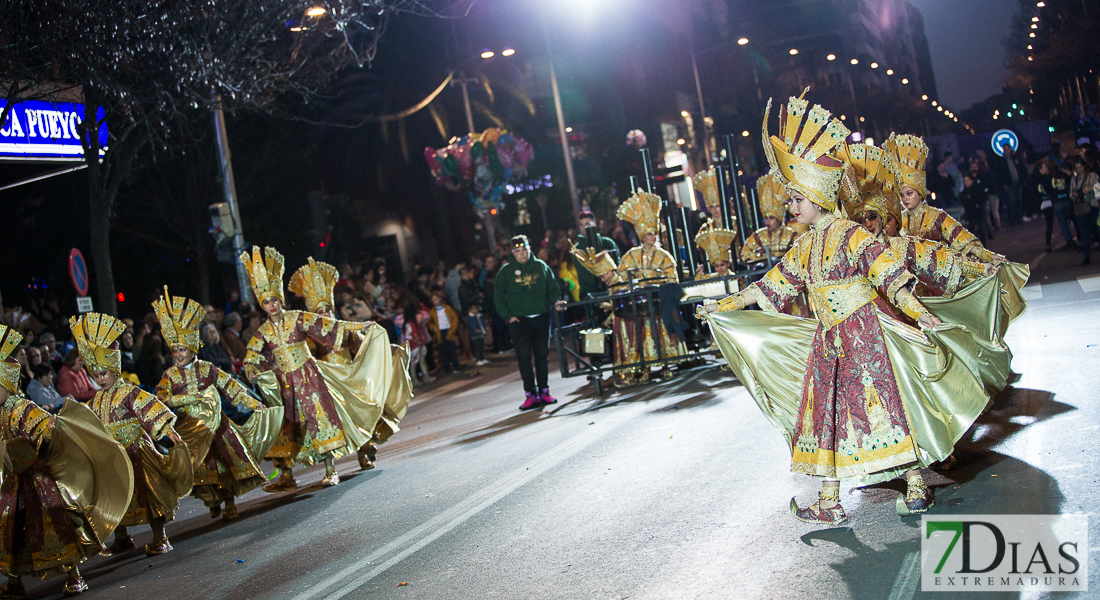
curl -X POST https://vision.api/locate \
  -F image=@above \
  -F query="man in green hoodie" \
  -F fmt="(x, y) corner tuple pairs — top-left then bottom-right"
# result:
(494, 235), (563, 410)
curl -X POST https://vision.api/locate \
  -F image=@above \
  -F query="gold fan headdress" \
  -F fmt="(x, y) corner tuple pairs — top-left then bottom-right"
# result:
(694, 227), (738, 265)
(692, 167), (720, 210)
(755, 172), (790, 220)
(288, 258), (340, 313)
(616, 189), (663, 235)
(70, 313), (126, 375)
(838, 143), (903, 225)
(240, 246), (286, 304)
(762, 89), (851, 211)
(0, 325), (23, 394)
(152, 286), (206, 353)
(568, 242), (618, 278)
(884, 133), (929, 199)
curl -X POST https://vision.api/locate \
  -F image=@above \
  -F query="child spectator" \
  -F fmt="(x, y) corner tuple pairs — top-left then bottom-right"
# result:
(428, 291), (460, 374)
(466, 304), (489, 366)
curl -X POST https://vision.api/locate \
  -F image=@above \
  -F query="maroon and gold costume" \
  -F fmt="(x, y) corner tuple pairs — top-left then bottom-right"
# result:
(243, 310), (364, 465)
(157, 361), (267, 507)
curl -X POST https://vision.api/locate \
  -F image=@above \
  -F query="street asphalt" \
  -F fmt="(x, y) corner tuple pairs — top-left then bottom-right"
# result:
(23, 218), (1100, 599)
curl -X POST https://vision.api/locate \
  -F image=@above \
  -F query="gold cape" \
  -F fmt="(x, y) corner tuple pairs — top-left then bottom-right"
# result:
(253, 324), (412, 459)
(707, 306), (992, 484)
(45, 401), (135, 546)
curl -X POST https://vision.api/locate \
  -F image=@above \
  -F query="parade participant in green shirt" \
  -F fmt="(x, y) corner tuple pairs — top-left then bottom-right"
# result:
(494, 235), (563, 410)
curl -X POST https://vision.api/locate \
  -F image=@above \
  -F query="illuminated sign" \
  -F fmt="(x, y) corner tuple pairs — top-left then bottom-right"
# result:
(991, 129), (1019, 157)
(0, 100), (107, 160)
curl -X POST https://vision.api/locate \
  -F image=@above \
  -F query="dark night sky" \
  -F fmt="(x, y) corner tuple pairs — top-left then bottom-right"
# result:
(908, 0), (1015, 112)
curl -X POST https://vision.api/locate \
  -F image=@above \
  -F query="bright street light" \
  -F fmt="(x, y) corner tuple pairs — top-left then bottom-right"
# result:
(480, 49), (494, 59)
(921, 95), (928, 100)
(501, 47), (515, 57)
(886, 69), (893, 75)
(931, 100), (937, 106)
(789, 48), (799, 55)
(870, 62), (878, 69)
(901, 78), (909, 84)
(737, 38), (749, 45)
(850, 58), (859, 65)
(565, 126), (573, 133)
(741, 130), (750, 137)
(306, 6), (326, 17)
(677, 138), (686, 145)
(1032, 16), (1039, 21)
(827, 54), (836, 61)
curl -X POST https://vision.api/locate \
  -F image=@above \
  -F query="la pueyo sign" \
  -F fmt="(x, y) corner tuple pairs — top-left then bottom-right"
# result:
(0, 100), (108, 160)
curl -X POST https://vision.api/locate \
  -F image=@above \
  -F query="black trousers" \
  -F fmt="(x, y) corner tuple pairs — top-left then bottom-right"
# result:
(509, 313), (550, 393)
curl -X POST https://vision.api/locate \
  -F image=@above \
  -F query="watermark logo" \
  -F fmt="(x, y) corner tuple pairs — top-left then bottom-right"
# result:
(922, 515), (1087, 592)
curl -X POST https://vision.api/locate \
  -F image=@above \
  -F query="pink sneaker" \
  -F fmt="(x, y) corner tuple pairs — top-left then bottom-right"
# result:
(519, 392), (541, 411)
(539, 388), (557, 405)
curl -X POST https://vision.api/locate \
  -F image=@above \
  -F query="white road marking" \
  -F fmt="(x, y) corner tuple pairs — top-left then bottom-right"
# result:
(290, 377), (696, 600)
(1079, 275), (1100, 293)
(887, 551), (921, 600)
(1021, 285), (1043, 300)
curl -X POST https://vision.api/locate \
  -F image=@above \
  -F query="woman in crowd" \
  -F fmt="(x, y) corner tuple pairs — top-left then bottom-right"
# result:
(55, 348), (97, 401)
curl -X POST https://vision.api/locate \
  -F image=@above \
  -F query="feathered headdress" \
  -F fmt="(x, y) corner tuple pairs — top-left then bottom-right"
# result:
(152, 286), (206, 353)
(762, 88), (851, 211)
(568, 242), (618, 278)
(288, 258), (340, 313)
(240, 246), (286, 304)
(70, 313), (126, 375)
(692, 167), (720, 210)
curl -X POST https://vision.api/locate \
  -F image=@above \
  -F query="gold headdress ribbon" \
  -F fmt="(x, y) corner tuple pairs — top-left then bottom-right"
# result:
(0, 325), (23, 394)
(288, 258), (340, 313)
(838, 143), (903, 225)
(70, 313), (126, 375)
(152, 286), (206, 353)
(241, 246), (286, 304)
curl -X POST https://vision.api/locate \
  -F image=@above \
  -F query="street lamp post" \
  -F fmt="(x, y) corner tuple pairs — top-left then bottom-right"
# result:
(212, 93), (253, 306)
(540, 13), (581, 221)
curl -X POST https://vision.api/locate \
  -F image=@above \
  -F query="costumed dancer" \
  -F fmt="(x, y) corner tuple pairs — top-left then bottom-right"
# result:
(0, 326), (132, 597)
(887, 134), (1004, 264)
(153, 287), (283, 522)
(694, 226), (738, 280)
(840, 143), (994, 300)
(288, 257), (412, 470)
(241, 247), (364, 490)
(701, 92), (991, 525)
(739, 174), (800, 265)
(692, 167), (740, 245)
(612, 191), (687, 385)
(72, 313), (192, 556)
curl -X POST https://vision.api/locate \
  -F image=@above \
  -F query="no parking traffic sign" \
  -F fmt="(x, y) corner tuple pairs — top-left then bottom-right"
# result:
(68, 248), (94, 312)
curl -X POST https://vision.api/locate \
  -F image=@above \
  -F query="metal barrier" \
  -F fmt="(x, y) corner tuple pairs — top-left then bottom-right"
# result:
(551, 264), (773, 395)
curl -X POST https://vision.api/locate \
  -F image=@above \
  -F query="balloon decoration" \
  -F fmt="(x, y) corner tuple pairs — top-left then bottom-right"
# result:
(424, 128), (534, 212)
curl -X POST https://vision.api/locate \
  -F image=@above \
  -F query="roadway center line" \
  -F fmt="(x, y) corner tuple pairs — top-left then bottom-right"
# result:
(290, 377), (697, 600)
(886, 551), (921, 600)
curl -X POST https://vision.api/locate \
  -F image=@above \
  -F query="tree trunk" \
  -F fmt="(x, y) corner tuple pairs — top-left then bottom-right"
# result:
(84, 100), (118, 316)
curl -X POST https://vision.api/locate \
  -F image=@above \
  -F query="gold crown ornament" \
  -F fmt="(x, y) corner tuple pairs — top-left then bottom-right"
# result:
(288, 258), (340, 313)
(152, 286), (206, 353)
(70, 313), (126, 375)
(694, 227), (738, 265)
(692, 167), (720, 210)
(755, 172), (790, 220)
(761, 89), (851, 212)
(838, 143), (903, 225)
(884, 133), (929, 199)
(240, 246), (286, 304)
(0, 325), (23, 394)
(568, 241), (619, 277)
(616, 189), (663, 235)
